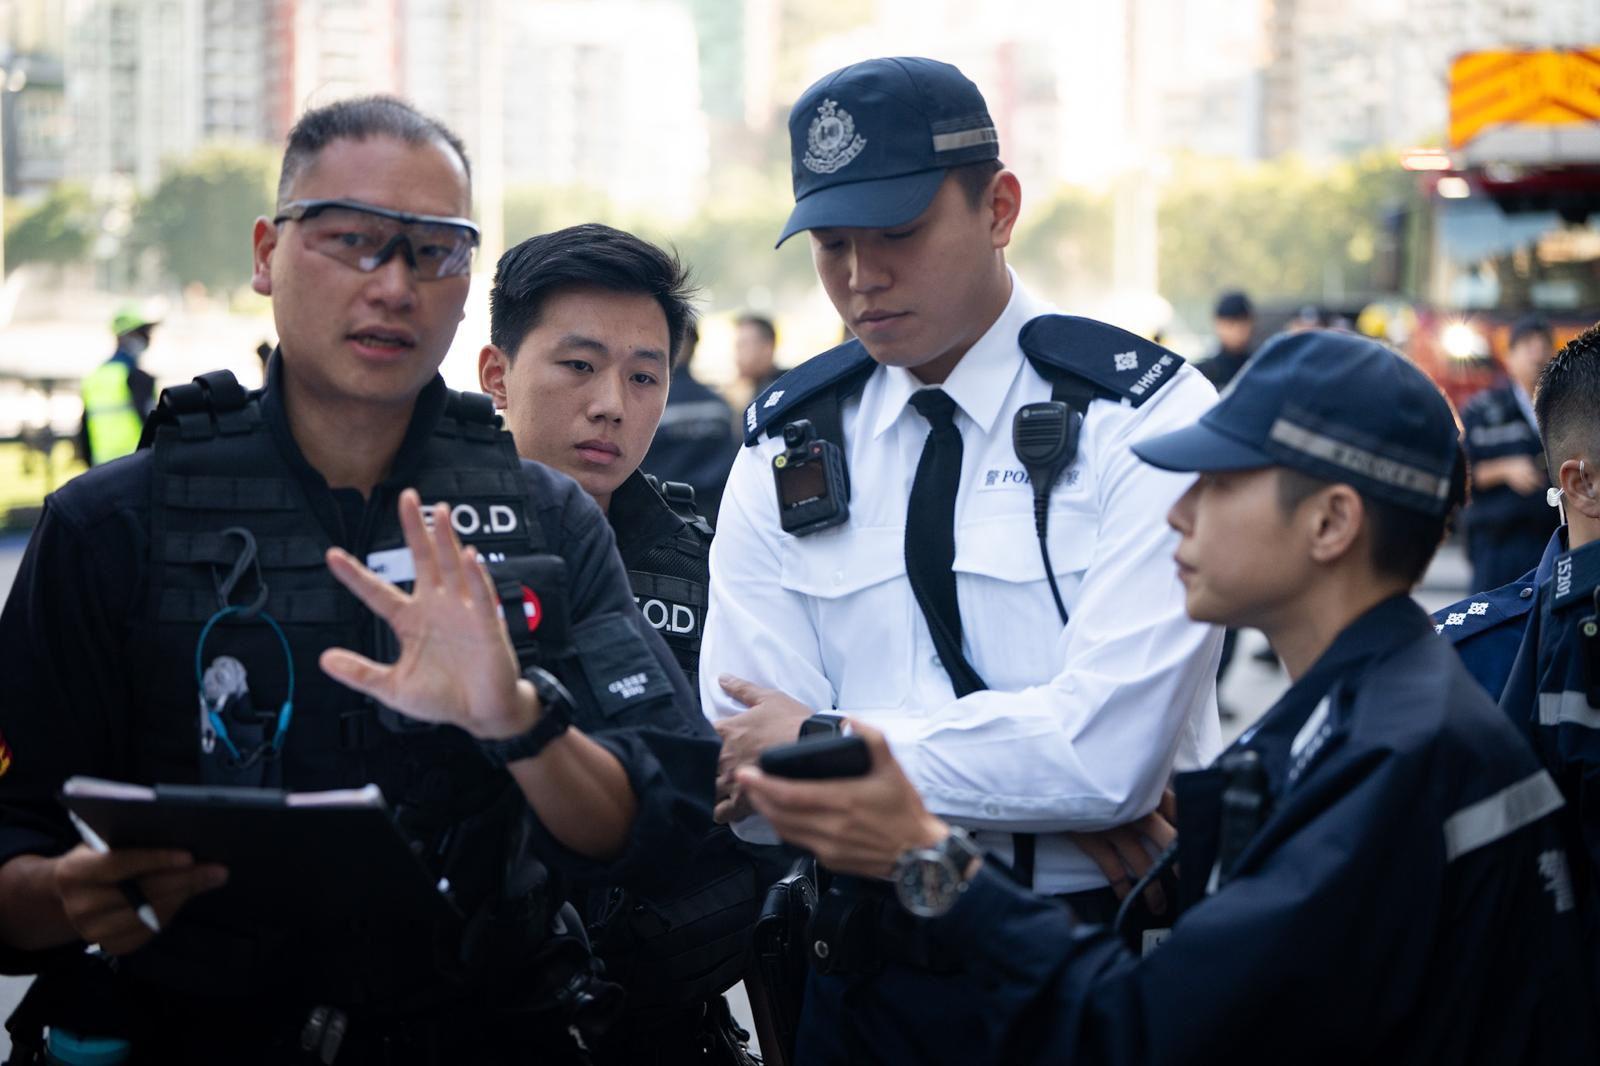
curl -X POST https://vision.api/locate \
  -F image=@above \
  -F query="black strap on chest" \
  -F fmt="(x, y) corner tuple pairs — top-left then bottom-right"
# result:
(643, 474), (715, 538)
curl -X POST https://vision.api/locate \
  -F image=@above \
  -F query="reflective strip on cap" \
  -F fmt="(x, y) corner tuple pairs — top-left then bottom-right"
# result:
(1538, 690), (1600, 730)
(932, 127), (999, 153)
(1268, 419), (1450, 503)
(1442, 769), (1564, 863)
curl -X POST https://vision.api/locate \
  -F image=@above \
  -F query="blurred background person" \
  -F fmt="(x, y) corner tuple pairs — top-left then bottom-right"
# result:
(642, 322), (737, 522)
(76, 304), (158, 467)
(731, 313), (780, 410)
(1461, 314), (1559, 590)
(1196, 289), (1255, 390)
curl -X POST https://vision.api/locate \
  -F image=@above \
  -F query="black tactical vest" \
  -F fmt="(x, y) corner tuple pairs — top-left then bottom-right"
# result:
(622, 477), (713, 707)
(122, 370), (579, 1007)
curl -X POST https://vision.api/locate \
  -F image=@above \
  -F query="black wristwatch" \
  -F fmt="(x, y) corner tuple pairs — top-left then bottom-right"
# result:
(893, 826), (984, 918)
(800, 713), (845, 739)
(477, 667), (574, 768)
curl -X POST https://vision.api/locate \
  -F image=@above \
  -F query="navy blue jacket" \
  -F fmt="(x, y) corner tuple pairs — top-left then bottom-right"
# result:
(1433, 530), (1562, 700)
(1499, 537), (1600, 975)
(927, 597), (1592, 1065)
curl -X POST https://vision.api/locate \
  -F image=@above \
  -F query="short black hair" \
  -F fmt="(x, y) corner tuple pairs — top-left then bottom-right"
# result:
(1275, 452), (1468, 586)
(949, 159), (1004, 209)
(735, 314), (776, 346)
(277, 95), (470, 208)
(1535, 322), (1600, 479)
(490, 223), (698, 367)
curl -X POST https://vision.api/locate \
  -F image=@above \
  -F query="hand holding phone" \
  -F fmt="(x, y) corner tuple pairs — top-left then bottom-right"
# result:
(758, 735), (870, 780)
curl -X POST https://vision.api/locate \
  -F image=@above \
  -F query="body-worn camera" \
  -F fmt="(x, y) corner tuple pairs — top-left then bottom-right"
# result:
(772, 419), (850, 536)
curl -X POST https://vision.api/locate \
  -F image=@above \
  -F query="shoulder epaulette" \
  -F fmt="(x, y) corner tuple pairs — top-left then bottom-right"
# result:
(1019, 315), (1186, 408)
(439, 387), (505, 443)
(1432, 579), (1536, 642)
(742, 339), (876, 446)
(446, 387), (499, 427)
(1551, 543), (1600, 611)
(138, 369), (256, 448)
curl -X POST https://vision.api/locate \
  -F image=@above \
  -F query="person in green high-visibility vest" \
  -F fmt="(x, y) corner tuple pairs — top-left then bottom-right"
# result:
(77, 304), (159, 466)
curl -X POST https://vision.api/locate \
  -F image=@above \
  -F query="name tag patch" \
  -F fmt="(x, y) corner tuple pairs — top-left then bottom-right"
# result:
(365, 547), (416, 585)
(977, 467), (1081, 493)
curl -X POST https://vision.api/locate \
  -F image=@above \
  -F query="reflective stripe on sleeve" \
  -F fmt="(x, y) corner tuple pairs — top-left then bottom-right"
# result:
(1442, 770), (1565, 863)
(1538, 691), (1600, 730)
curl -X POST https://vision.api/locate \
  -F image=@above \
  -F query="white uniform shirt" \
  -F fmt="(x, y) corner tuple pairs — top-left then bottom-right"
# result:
(702, 273), (1224, 893)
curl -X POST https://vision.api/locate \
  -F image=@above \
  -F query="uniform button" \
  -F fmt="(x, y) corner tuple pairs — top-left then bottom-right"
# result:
(832, 570), (844, 586)
(1520, 587), (1533, 599)
(931, 655), (942, 669)
(983, 802), (1002, 817)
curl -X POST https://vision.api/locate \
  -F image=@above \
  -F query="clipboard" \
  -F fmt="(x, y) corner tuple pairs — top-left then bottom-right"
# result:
(61, 777), (457, 922)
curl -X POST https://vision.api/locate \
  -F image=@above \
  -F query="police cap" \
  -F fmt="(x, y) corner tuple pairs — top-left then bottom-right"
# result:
(1132, 330), (1462, 517)
(777, 57), (999, 247)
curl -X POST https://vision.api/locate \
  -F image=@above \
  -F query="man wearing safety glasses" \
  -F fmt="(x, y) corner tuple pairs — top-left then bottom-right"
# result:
(0, 96), (717, 1063)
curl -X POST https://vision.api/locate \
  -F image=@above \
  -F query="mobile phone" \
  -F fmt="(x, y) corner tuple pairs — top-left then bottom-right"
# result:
(759, 735), (871, 780)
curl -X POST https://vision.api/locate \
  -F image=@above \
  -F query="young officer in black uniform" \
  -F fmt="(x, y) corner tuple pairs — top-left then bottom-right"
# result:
(478, 224), (768, 1066)
(0, 98), (716, 1064)
(739, 330), (1596, 1065)
(1498, 322), (1600, 989)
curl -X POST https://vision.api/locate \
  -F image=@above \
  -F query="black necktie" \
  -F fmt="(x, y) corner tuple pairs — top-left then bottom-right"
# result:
(905, 389), (986, 697)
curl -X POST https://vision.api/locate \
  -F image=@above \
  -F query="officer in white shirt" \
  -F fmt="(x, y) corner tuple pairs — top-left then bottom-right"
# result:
(701, 56), (1223, 1063)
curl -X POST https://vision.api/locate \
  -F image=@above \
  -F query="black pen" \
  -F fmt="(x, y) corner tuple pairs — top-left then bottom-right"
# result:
(66, 809), (161, 933)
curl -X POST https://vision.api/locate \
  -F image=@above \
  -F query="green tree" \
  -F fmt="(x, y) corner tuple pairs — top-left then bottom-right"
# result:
(1157, 151), (1419, 326)
(133, 143), (277, 293)
(4, 182), (95, 268)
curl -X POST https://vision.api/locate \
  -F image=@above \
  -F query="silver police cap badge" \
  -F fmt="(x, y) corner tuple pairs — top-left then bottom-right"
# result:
(803, 99), (867, 175)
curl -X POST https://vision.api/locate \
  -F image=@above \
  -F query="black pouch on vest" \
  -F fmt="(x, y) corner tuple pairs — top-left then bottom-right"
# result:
(486, 553), (574, 662)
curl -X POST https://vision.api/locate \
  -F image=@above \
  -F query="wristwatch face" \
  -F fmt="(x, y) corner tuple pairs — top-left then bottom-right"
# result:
(894, 848), (961, 918)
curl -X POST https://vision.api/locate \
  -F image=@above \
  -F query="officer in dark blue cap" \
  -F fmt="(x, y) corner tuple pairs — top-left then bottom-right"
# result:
(702, 57), (1223, 1064)
(736, 329), (1595, 1064)
(1460, 314), (1559, 590)
(1496, 322), (1600, 996)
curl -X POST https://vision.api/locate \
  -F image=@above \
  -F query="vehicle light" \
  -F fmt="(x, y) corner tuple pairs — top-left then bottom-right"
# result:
(1441, 322), (1488, 360)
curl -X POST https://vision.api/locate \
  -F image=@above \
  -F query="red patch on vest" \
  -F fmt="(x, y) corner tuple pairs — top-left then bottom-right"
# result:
(521, 586), (542, 633)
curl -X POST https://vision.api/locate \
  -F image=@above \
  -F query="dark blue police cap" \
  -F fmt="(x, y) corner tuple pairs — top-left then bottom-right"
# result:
(777, 57), (1000, 247)
(1214, 290), (1252, 319)
(1509, 314), (1551, 348)
(1132, 330), (1462, 516)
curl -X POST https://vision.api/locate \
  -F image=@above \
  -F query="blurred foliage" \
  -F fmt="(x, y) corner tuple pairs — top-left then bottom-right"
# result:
(1010, 185), (1117, 302)
(132, 143), (277, 294)
(502, 171), (817, 311)
(4, 182), (95, 268)
(1157, 151), (1420, 324)
(0, 441), (83, 529)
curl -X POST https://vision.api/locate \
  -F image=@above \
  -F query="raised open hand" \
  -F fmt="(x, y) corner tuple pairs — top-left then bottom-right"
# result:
(320, 489), (537, 740)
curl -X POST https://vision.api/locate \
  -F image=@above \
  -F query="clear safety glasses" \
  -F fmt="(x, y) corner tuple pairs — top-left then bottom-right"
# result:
(273, 198), (481, 280)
